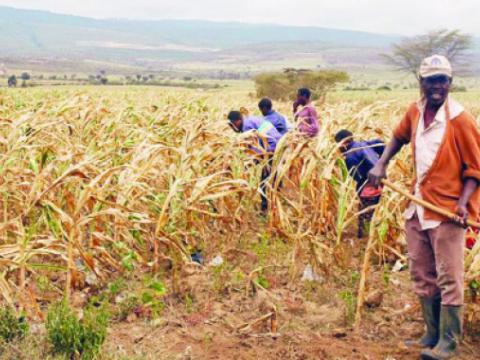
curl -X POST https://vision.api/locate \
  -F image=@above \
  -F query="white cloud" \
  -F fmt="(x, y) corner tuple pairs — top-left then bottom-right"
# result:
(0, 0), (479, 35)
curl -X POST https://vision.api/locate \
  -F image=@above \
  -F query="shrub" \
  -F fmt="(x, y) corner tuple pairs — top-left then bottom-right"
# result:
(451, 85), (467, 92)
(254, 69), (349, 101)
(377, 85), (392, 91)
(46, 300), (109, 360)
(344, 86), (370, 91)
(0, 306), (29, 343)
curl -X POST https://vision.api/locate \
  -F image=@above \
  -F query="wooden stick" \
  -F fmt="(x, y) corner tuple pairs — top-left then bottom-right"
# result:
(354, 214), (377, 332)
(354, 178), (477, 332)
(237, 312), (274, 333)
(381, 179), (480, 229)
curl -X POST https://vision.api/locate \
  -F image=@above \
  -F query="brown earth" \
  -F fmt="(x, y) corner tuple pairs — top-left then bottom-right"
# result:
(102, 269), (480, 360)
(3, 230), (478, 360)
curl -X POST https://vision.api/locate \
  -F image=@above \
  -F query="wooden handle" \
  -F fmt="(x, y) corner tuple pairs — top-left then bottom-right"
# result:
(381, 179), (480, 229)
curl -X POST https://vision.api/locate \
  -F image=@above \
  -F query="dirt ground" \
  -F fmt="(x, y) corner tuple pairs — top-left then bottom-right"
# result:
(3, 230), (477, 360)
(103, 269), (480, 360)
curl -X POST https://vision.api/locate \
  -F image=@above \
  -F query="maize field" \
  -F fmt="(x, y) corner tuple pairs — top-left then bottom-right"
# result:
(0, 86), (479, 358)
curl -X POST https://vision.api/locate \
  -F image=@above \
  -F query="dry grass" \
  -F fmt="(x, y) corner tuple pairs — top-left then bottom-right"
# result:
(0, 86), (478, 324)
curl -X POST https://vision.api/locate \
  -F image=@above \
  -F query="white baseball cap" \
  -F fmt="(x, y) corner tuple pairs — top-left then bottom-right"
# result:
(419, 55), (452, 78)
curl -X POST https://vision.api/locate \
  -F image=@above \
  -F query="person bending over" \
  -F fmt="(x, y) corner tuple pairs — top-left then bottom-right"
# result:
(228, 110), (283, 213)
(335, 129), (385, 238)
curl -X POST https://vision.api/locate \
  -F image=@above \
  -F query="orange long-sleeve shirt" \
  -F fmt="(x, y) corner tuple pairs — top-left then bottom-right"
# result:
(393, 101), (480, 222)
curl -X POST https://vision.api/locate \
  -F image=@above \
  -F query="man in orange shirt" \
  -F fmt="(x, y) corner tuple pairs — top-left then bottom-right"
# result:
(369, 55), (480, 360)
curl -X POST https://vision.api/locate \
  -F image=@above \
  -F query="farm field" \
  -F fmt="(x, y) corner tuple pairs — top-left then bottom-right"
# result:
(0, 85), (479, 359)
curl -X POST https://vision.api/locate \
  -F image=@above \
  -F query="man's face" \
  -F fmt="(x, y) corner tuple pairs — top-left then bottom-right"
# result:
(229, 118), (243, 133)
(421, 75), (451, 107)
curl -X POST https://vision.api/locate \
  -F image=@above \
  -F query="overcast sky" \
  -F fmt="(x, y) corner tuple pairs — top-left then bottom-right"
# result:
(0, 0), (479, 36)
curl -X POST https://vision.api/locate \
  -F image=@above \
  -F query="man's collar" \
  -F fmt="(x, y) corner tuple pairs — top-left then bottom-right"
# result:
(417, 97), (464, 122)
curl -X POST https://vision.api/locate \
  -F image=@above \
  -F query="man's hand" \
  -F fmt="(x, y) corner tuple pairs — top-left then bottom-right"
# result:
(368, 162), (387, 188)
(453, 203), (469, 228)
(455, 178), (479, 227)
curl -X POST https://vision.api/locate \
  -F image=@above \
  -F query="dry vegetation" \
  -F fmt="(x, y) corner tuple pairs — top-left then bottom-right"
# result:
(0, 86), (479, 359)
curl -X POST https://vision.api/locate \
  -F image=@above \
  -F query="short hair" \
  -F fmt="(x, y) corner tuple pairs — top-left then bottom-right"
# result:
(335, 129), (353, 143)
(227, 110), (242, 122)
(258, 98), (272, 110)
(298, 88), (311, 98)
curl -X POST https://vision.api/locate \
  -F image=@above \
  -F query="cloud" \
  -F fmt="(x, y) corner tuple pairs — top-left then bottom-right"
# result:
(0, 0), (479, 35)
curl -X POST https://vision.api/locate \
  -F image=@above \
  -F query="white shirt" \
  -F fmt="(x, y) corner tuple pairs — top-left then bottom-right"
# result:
(404, 97), (464, 230)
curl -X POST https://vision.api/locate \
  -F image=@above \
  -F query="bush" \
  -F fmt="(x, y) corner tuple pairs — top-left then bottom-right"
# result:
(254, 69), (349, 101)
(0, 306), (28, 343)
(451, 85), (467, 92)
(344, 86), (370, 91)
(46, 300), (109, 360)
(377, 85), (392, 91)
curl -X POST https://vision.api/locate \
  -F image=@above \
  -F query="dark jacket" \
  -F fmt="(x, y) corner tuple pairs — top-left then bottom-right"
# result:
(345, 140), (385, 192)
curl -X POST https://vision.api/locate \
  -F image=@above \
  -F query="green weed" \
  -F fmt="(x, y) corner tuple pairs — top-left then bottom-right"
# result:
(0, 306), (28, 343)
(46, 300), (109, 360)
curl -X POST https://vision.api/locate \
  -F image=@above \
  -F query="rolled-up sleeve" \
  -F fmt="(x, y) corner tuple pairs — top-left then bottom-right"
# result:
(456, 114), (480, 182)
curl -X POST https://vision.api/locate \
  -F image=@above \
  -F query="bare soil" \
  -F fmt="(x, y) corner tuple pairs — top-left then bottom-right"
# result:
(103, 269), (480, 360)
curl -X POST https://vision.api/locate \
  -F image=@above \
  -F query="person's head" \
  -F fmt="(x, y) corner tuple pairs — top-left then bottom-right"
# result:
(227, 110), (244, 133)
(418, 55), (453, 107)
(296, 88), (311, 106)
(258, 98), (273, 116)
(335, 129), (354, 153)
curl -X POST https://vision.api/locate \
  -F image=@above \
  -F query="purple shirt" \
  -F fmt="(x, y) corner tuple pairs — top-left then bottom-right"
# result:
(295, 104), (319, 137)
(242, 116), (282, 153)
(264, 110), (289, 135)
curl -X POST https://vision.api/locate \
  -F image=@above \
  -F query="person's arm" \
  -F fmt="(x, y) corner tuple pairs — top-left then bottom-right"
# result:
(368, 136), (405, 187)
(368, 107), (413, 187)
(346, 155), (365, 187)
(308, 107), (319, 134)
(455, 178), (479, 226)
(453, 115), (480, 225)
(266, 135), (277, 153)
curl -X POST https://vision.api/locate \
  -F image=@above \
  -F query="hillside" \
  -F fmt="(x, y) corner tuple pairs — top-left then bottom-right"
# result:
(0, 6), (402, 73)
(0, 6), (478, 76)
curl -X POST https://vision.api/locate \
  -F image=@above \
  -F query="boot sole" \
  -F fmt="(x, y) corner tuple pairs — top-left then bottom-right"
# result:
(420, 355), (437, 360)
(404, 339), (437, 350)
(420, 351), (456, 360)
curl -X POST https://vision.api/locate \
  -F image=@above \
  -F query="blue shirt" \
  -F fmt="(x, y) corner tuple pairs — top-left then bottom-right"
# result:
(345, 140), (385, 191)
(242, 116), (282, 153)
(264, 110), (289, 135)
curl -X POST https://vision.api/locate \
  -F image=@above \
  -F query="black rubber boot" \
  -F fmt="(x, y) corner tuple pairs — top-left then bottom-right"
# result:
(421, 305), (463, 360)
(405, 296), (440, 349)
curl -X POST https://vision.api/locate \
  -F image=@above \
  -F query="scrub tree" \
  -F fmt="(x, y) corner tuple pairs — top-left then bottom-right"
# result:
(383, 29), (473, 78)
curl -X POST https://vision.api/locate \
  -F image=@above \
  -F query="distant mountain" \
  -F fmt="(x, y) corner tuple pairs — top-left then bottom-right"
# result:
(0, 6), (476, 75)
